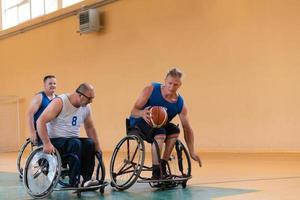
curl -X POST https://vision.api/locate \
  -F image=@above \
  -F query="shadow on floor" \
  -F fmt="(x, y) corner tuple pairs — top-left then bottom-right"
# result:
(0, 172), (257, 200)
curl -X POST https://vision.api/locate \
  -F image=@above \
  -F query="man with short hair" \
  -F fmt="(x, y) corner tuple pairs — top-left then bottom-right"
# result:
(37, 82), (101, 187)
(130, 68), (201, 179)
(27, 75), (57, 144)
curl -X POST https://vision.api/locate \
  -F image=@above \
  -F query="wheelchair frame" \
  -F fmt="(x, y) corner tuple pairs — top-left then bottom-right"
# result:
(109, 119), (192, 190)
(23, 146), (108, 199)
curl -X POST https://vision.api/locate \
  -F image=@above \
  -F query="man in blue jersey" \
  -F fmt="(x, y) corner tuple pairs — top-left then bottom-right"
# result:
(37, 83), (102, 187)
(27, 75), (57, 145)
(130, 68), (201, 179)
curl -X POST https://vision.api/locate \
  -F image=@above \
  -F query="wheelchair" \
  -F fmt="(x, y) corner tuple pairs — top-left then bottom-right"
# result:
(110, 119), (192, 190)
(17, 138), (37, 179)
(23, 144), (108, 199)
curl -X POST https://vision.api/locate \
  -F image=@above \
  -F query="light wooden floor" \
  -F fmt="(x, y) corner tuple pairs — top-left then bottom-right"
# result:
(0, 151), (300, 199)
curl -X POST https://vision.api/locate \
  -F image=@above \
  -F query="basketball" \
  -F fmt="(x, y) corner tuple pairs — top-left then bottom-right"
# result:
(148, 106), (168, 128)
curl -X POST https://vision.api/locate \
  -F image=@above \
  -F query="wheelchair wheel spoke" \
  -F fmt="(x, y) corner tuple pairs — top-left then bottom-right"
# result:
(110, 135), (145, 190)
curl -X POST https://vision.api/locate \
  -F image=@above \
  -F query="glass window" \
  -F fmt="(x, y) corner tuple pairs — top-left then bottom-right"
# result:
(4, 0), (20, 9)
(18, 2), (30, 23)
(45, 0), (58, 14)
(4, 6), (18, 29)
(63, 0), (82, 8)
(31, 0), (44, 18)
(1, 0), (84, 30)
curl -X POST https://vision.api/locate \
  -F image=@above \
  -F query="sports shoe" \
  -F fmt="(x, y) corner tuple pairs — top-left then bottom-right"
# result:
(151, 164), (161, 180)
(83, 179), (99, 187)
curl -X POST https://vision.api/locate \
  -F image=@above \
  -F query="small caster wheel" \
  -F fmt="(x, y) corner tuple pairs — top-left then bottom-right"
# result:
(182, 181), (187, 188)
(100, 187), (105, 194)
(77, 192), (81, 198)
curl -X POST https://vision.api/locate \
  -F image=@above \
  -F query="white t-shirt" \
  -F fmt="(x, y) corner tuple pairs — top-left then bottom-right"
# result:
(48, 94), (90, 138)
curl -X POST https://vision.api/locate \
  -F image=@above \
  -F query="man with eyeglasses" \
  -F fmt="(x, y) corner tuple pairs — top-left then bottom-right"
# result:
(37, 82), (102, 187)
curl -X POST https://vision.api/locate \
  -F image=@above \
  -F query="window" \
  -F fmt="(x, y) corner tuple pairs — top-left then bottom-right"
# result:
(1, 0), (83, 30)
(45, 0), (58, 14)
(63, 0), (82, 8)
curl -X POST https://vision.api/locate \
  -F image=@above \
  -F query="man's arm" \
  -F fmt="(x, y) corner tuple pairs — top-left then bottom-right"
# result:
(84, 114), (101, 153)
(130, 85), (153, 124)
(27, 94), (42, 143)
(37, 98), (63, 154)
(179, 104), (201, 166)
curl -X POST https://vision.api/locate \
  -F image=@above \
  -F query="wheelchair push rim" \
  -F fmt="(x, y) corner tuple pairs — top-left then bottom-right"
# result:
(17, 138), (36, 179)
(23, 146), (61, 199)
(110, 135), (145, 190)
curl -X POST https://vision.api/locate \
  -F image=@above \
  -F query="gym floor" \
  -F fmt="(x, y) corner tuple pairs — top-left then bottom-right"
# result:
(0, 151), (300, 200)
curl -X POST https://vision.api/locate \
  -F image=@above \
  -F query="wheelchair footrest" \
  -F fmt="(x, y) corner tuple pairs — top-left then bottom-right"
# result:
(137, 176), (191, 183)
(54, 181), (108, 191)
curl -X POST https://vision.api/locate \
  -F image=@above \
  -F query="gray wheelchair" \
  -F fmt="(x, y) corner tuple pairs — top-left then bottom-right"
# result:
(23, 145), (108, 199)
(110, 119), (192, 190)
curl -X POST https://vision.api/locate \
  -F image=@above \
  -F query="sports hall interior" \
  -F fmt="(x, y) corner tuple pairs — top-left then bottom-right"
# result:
(0, 0), (299, 199)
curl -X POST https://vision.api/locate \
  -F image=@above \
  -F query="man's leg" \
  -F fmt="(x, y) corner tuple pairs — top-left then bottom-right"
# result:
(136, 119), (166, 179)
(80, 138), (95, 182)
(151, 134), (166, 179)
(161, 123), (180, 176)
(66, 138), (82, 187)
(162, 135), (179, 160)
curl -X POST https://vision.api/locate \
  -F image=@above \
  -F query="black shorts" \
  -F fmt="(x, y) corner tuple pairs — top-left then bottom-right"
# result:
(134, 119), (180, 141)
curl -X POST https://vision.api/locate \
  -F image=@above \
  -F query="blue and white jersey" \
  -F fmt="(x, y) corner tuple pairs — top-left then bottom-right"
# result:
(48, 94), (90, 138)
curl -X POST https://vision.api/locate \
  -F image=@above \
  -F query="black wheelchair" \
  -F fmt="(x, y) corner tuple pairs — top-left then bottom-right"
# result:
(110, 119), (192, 190)
(22, 143), (108, 199)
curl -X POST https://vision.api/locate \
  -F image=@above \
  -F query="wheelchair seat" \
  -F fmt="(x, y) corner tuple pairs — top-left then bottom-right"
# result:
(126, 118), (154, 143)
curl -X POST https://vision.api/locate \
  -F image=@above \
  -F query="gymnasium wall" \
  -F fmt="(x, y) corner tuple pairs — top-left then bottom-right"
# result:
(0, 0), (299, 152)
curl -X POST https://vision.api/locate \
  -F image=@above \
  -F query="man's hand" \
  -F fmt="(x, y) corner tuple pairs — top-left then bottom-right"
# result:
(30, 131), (37, 145)
(190, 152), (202, 167)
(96, 146), (102, 154)
(141, 106), (151, 124)
(43, 142), (55, 154)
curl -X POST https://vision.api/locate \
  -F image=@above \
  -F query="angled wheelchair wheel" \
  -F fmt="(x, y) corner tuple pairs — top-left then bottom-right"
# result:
(166, 139), (191, 188)
(17, 138), (36, 179)
(94, 152), (106, 193)
(93, 153), (105, 183)
(110, 135), (145, 190)
(23, 147), (61, 199)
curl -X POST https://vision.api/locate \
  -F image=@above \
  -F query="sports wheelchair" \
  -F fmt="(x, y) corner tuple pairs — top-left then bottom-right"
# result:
(22, 144), (108, 199)
(110, 119), (192, 190)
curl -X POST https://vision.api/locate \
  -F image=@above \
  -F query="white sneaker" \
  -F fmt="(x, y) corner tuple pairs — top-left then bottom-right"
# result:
(83, 179), (99, 187)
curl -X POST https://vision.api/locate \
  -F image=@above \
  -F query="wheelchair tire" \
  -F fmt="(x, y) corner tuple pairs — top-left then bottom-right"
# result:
(23, 147), (62, 199)
(110, 135), (145, 190)
(165, 140), (191, 183)
(95, 152), (106, 184)
(17, 138), (35, 179)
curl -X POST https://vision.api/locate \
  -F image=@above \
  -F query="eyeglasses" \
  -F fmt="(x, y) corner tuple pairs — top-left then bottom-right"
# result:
(76, 90), (94, 101)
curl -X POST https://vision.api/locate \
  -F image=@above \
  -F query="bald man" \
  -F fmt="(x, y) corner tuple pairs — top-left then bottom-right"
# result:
(37, 83), (101, 187)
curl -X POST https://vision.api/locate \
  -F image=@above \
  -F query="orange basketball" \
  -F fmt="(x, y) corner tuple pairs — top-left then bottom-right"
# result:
(148, 106), (168, 128)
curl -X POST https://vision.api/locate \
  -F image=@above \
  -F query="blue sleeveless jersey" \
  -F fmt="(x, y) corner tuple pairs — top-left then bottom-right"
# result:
(33, 91), (54, 129)
(130, 83), (184, 127)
